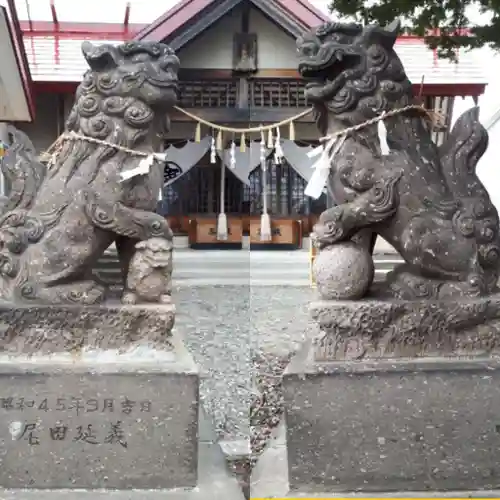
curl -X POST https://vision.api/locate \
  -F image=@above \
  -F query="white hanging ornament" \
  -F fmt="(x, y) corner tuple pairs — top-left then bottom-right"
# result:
(230, 140), (236, 169)
(120, 152), (167, 182)
(210, 135), (216, 163)
(274, 127), (284, 164)
(260, 133), (266, 169)
(377, 112), (390, 156)
(305, 134), (347, 199)
(260, 129), (272, 242)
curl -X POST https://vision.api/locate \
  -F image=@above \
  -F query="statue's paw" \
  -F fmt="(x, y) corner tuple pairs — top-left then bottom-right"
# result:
(313, 207), (348, 248)
(313, 233), (339, 250)
(121, 291), (138, 305)
(313, 220), (346, 249)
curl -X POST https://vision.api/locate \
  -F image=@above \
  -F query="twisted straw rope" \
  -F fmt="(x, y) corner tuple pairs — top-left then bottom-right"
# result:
(318, 103), (437, 143)
(39, 131), (151, 164)
(38, 103), (439, 164)
(173, 103), (437, 139)
(172, 105), (313, 133)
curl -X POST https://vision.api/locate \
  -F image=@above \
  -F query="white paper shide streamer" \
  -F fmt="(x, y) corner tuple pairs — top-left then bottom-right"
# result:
(119, 152), (167, 181)
(210, 135), (217, 164)
(304, 135), (346, 199)
(273, 127), (284, 164)
(377, 112), (390, 156)
(260, 133), (272, 242)
(119, 152), (168, 202)
(230, 140), (236, 169)
(217, 149), (228, 241)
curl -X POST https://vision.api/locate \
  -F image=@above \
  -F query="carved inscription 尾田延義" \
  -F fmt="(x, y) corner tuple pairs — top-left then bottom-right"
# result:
(0, 396), (153, 414)
(17, 420), (129, 448)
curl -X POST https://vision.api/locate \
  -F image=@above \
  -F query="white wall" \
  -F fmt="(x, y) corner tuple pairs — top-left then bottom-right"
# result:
(248, 9), (297, 68)
(178, 5), (297, 70)
(451, 49), (500, 215)
(178, 9), (238, 69)
(476, 117), (500, 213)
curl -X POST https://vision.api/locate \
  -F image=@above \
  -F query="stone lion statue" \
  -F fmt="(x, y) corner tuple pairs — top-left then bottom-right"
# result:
(122, 237), (173, 305)
(0, 41), (179, 304)
(297, 20), (500, 300)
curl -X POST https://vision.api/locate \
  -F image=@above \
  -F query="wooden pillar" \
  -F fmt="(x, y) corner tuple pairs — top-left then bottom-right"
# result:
(0, 123), (8, 197)
(237, 2), (250, 110)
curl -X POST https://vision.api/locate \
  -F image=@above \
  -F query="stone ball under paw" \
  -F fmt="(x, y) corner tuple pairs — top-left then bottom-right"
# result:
(313, 242), (374, 300)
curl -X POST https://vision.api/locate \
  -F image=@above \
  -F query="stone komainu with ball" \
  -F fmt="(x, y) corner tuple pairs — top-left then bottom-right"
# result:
(0, 41), (179, 304)
(297, 20), (500, 300)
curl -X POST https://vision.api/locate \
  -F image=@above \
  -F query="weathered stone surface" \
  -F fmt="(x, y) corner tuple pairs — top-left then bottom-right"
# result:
(123, 237), (173, 305)
(0, 302), (175, 355)
(311, 291), (500, 361)
(251, 420), (500, 498)
(283, 356), (500, 492)
(0, 41), (179, 305)
(297, 21), (500, 300)
(0, 346), (198, 490)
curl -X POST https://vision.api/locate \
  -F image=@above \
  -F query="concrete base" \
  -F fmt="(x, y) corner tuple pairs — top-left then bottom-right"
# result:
(0, 344), (198, 490)
(279, 345), (500, 493)
(250, 423), (500, 498)
(0, 300), (245, 499)
(0, 410), (245, 499)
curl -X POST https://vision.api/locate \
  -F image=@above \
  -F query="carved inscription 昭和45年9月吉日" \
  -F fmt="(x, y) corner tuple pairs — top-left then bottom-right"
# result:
(0, 396), (152, 414)
(2, 396), (155, 448)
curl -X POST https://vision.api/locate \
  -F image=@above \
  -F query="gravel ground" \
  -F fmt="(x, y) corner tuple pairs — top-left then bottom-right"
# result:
(172, 285), (316, 451)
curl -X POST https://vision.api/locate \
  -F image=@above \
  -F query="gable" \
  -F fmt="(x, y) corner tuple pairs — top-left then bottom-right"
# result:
(178, 5), (298, 69)
(135, 0), (327, 48)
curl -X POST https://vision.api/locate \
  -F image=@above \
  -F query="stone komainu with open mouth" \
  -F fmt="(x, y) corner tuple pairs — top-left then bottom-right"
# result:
(298, 20), (500, 300)
(0, 41), (179, 304)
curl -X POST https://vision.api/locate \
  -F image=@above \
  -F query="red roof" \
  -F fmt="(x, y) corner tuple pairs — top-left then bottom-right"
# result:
(12, 0), (486, 97)
(135, 0), (329, 42)
(276, 0), (329, 28)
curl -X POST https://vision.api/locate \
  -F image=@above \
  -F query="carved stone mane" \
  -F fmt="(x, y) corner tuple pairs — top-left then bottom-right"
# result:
(298, 21), (500, 300)
(0, 41), (179, 304)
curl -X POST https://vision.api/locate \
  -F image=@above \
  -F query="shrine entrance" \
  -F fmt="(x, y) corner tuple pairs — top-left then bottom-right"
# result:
(140, 0), (458, 250)
(159, 138), (327, 250)
(159, 152), (247, 249)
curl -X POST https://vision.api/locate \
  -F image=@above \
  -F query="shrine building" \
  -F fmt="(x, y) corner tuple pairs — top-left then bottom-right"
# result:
(0, 0), (488, 250)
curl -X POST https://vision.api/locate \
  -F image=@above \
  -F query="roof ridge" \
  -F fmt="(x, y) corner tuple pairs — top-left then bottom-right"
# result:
(484, 106), (500, 130)
(135, 0), (215, 41)
(286, 0), (330, 23)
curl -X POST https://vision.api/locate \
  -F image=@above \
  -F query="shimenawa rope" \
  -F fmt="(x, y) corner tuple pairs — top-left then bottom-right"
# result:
(38, 103), (440, 165)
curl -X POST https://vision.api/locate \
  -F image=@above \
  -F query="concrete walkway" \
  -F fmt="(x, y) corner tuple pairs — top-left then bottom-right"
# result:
(95, 249), (403, 287)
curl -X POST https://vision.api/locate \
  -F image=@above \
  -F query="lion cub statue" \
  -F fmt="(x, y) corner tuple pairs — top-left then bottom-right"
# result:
(122, 238), (173, 305)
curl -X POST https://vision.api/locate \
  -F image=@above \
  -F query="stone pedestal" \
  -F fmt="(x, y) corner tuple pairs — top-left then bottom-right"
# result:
(0, 303), (244, 499)
(284, 354), (500, 493)
(253, 294), (500, 496)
